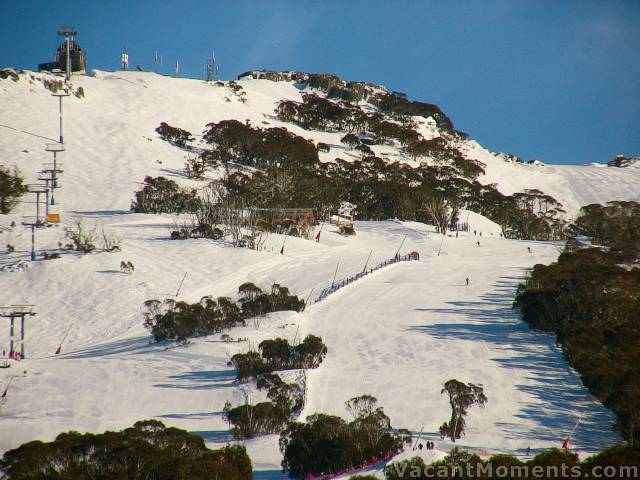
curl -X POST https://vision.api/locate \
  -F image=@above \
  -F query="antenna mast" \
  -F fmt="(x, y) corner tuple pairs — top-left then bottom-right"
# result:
(121, 46), (129, 70)
(205, 50), (218, 81)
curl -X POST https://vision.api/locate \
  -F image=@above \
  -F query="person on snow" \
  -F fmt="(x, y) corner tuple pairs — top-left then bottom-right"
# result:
(465, 277), (470, 286)
(477, 241), (481, 247)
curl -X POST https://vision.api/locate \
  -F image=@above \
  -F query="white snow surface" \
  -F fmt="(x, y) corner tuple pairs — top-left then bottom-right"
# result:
(0, 70), (635, 475)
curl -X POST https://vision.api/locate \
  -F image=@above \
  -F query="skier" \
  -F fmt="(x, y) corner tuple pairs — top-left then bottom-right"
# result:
(527, 246), (532, 253)
(477, 241), (481, 247)
(465, 277), (469, 286)
(473, 230), (477, 236)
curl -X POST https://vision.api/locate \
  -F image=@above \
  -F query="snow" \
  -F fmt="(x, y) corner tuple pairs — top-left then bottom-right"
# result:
(0, 70), (635, 474)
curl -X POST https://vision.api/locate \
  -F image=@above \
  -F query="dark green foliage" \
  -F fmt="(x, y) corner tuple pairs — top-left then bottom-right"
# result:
(0, 166), (26, 214)
(143, 283), (305, 344)
(224, 373), (304, 439)
(143, 296), (244, 344)
(184, 84), (564, 240)
(341, 133), (361, 148)
(303, 74), (376, 103)
(209, 115), (560, 239)
(238, 283), (306, 319)
(156, 122), (195, 148)
(571, 201), (640, 261)
(220, 150), (561, 239)
(439, 380), (487, 441)
(317, 142), (330, 153)
(372, 91), (454, 130)
(583, 444), (640, 472)
(230, 334), (327, 382)
(0, 420), (252, 480)
(131, 176), (199, 214)
(475, 188), (566, 240)
(386, 447), (590, 479)
(280, 396), (409, 478)
(224, 401), (290, 439)
(0, 68), (20, 82)
(230, 350), (272, 382)
(276, 94), (365, 132)
(257, 373), (305, 414)
(514, 201), (640, 444)
(203, 120), (318, 170)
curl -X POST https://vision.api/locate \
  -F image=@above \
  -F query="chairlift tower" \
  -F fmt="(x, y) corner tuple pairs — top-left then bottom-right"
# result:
(0, 305), (35, 359)
(36, 173), (52, 218)
(51, 92), (70, 144)
(44, 143), (64, 203)
(21, 217), (41, 261)
(38, 165), (63, 219)
(26, 184), (49, 227)
(57, 26), (78, 81)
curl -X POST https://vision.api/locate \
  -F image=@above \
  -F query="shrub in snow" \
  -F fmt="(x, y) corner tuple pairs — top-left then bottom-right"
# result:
(0, 420), (252, 480)
(224, 400), (289, 439)
(64, 218), (97, 253)
(202, 119), (318, 170)
(341, 132), (360, 148)
(120, 260), (134, 274)
(224, 373), (304, 439)
(0, 68), (19, 82)
(230, 334), (327, 382)
(0, 166), (26, 214)
(238, 282), (305, 318)
(99, 226), (121, 252)
(317, 142), (330, 153)
(131, 176), (199, 214)
(143, 282), (305, 344)
(143, 296), (244, 344)
(155, 122), (194, 148)
(355, 143), (374, 158)
(371, 90), (454, 130)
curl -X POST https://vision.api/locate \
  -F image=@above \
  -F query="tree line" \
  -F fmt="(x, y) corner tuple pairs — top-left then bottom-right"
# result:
(384, 444), (640, 480)
(514, 201), (640, 445)
(0, 420), (252, 480)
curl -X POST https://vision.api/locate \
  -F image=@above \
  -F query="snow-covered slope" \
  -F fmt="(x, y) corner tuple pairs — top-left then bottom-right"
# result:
(1, 70), (639, 216)
(0, 70), (636, 474)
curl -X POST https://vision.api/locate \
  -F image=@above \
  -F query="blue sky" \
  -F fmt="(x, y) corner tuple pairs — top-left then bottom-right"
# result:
(2, 0), (639, 165)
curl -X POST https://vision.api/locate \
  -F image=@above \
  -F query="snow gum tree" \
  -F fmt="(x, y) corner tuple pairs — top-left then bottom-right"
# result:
(439, 379), (487, 441)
